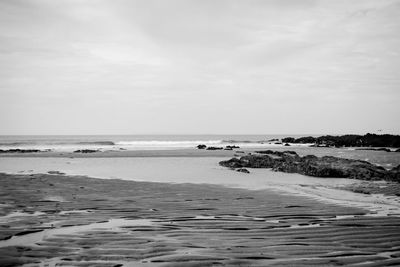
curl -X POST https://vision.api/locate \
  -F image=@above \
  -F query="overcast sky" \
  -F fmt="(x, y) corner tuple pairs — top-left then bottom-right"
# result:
(0, 0), (399, 135)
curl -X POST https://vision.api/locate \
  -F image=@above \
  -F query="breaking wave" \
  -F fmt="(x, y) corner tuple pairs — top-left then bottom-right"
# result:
(115, 140), (222, 147)
(0, 141), (115, 147)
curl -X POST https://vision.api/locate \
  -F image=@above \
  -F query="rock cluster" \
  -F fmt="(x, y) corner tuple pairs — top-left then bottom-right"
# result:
(206, 147), (224, 150)
(282, 133), (400, 148)
(0, 149), (42, 153)
(219, 150), (400, 182)
(73, 149), (98, 153)
(197, 145), (241, 150)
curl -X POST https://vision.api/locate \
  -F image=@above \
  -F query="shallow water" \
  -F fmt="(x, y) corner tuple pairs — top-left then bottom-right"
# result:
(1, 156), (399, 216)
(0, 156), (356, 188)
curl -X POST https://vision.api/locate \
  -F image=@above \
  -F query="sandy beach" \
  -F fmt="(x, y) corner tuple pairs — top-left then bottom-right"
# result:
(2, 0), (400, 265)
(1, 172), (400, 267)
(0, 148), (400, 266)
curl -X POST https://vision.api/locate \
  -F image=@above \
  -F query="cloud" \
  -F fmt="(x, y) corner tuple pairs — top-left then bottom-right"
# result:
(0, 0), (399, 134)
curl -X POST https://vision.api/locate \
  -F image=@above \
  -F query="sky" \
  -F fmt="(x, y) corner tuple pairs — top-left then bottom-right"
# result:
(0, 0), (399, 135)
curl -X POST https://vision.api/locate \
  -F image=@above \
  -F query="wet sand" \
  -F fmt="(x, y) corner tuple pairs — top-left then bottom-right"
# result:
(0, 148), (239, 158)
(1, 146), (398, 168)
(1, 173), (400, 267)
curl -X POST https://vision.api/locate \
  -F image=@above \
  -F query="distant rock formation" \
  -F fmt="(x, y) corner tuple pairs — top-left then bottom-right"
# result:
(73, 149), (98, 153)
(48, 171), (66, 175)
(281, 137), (296, 143)
(197, 144), (207, 149)
(227, 145), (240, 149)
(206, 147), (224, 150)
(219, 150), (400, 182)
(281, 133), (400, 148)
(0, 149), (42, 153)
(224, 145), (240, 150)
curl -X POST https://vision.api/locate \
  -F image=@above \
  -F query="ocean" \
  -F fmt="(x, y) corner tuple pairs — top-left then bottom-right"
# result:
(0, 134), (307, 151)
(1, 134), (399, 217)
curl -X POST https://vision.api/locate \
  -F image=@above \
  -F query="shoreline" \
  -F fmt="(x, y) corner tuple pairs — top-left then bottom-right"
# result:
(0, 148), (241, 158)
(1, 148), (400, 218)
(1, 172), (400, 266)
(1, 147), (400, 265)
(0, 146), (399, 164)
(1, 165), (400, 218)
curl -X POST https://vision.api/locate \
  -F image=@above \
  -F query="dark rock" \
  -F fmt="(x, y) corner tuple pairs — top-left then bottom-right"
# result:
(274, 142), (282, 144)
(0, 149), (42, 153)
(295, 136), (317, 144)
(236, 168), (250, 173)
(396, 148), (400, 152)
(224, 147), (233, 150)
(284, 143), (291, 146)
(220, 151), (398, 182)
(206, 146), (223, 150)
(225, 145), (240, 149)
(268, 138), (280, 142)
(47, 171), (65, 175)
(255, 150), (299, 156)
(73, 149), (98, 153)
(220, 158), (244, 168)
(282, 137), (296, 143)
(390, 165), (400, 181)
(284, 133), (400, 148)
(391, 165), (400, 172)
(197, 144), (207, 149)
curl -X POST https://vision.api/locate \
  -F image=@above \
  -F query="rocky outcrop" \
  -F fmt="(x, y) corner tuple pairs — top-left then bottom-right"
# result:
(282, 133), (400, 148)
(48, 171), (66, 175)
(0, 149), (42, 153)
(206, 147), (223, 150)
(281, 137), (295, 143)
(219, 150), (399, 182)
(73, 149), (98, 153)
(390, 165), (400, 181)
(197, 144), (207, 149)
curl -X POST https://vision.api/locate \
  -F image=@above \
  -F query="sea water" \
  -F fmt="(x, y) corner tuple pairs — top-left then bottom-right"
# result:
(0, 134), (305, 151)
(1, 135), (400, 216)
(1, 156), (400, 216)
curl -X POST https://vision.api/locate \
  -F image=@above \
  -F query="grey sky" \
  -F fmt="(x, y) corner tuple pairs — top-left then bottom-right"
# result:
(0, 0), (399, 135)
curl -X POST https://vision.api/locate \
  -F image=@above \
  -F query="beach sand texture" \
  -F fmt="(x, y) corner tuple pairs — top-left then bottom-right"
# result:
(1, 173), (400, 267)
